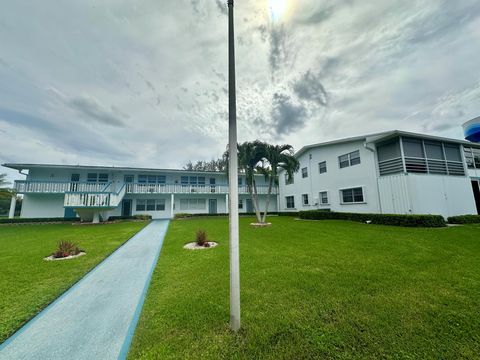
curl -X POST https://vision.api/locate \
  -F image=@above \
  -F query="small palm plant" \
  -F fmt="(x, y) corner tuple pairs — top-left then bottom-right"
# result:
(52, 241), (83, 258)
(196, 230), (210, 248)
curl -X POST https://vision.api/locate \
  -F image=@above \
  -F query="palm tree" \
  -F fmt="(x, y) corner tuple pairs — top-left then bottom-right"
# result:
(0, 173), (9, 188)
(260, 144), (299, 223)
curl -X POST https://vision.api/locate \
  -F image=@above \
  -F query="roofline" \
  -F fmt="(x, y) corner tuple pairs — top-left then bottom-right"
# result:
(293, 129), (480, 159)
(1, 163), (230, 175)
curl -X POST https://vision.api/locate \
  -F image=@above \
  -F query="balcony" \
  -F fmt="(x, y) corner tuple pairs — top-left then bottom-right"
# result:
(64, 184), (126, 209)
(14, 180), (110, 194)
(14, 180), (278, 196)
(126, 183), (278, 195)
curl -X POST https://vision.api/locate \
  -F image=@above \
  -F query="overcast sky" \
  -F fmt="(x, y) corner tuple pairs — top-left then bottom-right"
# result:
(1, 0), (480, 182)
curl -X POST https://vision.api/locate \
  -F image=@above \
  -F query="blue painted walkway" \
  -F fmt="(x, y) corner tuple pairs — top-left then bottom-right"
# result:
(0, 220), (169, 360)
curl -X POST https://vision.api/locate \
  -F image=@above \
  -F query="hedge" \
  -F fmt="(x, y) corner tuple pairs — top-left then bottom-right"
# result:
(174, 212), (280, 219)
(298, 210), (446, 228)
(0, 217), (81, 224)
(447, 215), (480, 224)
(107, 215), (152, 221)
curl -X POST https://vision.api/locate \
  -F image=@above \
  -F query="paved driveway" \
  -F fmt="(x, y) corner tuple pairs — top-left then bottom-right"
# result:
(0, 220), (169, 360)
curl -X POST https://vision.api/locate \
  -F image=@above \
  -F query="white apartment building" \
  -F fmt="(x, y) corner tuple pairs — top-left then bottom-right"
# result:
(278, 130), (480, 218)
(4, 130), (480, 221)
(3, 164), (278, 222)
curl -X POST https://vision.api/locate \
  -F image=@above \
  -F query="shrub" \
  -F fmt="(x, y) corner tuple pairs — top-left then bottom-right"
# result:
(447, 215), (480, 224)
(174, 213), (194, 219)
(52, 241), (83, 259)
(196, 230), (210, 247)
(0, 217), (80, 224)
(107, 215), (152, 221)
(298, 211), (446, 228)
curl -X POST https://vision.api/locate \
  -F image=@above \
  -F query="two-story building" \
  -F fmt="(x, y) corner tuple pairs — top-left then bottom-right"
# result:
(4, 129), (480, 221)
(278, 130), (480, 218)
(3, 164), (278, 222)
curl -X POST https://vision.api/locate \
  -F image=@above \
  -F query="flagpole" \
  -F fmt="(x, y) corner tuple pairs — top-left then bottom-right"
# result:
(227, 0), (240, 332)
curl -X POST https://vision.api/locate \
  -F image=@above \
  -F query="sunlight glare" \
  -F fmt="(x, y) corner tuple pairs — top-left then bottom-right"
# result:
(268, 0), (287, 22)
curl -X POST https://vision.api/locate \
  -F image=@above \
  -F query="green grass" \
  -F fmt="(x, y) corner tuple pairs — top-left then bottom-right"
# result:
(129, 217), (480, 359)
(0, 221), (147, 343)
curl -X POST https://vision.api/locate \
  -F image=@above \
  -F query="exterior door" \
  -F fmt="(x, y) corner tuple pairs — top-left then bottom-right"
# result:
(124, 175), (134, 192)
(122, 199), (132, 217)
(70, 173), (80, 191)
(210, 178), (216, 193)
(471, 181), (480, 215)
(64, 208), (76, 218)
(246, 199), (254, 213)
(209, 199), (217, 214)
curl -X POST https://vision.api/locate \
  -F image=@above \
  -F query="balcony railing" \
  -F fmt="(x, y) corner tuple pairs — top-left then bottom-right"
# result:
(126, 183), (278, 195)
(14, 180), (278, 196)
(15, 180), (110, 194)
(64, 184), (126, 208)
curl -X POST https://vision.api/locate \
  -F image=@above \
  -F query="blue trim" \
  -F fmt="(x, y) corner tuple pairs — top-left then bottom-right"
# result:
(117, 220), (170, 359)
(0, 221), (155, 351)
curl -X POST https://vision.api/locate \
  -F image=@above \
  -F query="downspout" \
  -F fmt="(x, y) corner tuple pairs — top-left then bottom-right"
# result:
(364, 141), (383, 214)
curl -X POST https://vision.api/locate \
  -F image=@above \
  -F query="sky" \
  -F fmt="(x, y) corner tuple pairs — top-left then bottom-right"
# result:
(1, 0), (480, 183)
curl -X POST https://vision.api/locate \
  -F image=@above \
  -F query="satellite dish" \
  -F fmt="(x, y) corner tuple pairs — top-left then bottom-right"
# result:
(463, 117), (480, 143)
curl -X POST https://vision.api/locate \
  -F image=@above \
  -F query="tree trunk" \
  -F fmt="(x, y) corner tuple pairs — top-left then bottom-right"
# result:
(252, 178), (262, 223)
(262, 176), (274, 223)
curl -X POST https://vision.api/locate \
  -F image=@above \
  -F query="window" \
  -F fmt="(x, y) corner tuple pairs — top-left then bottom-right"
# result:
(239, 199), (243, 209)
(403, 138), (424, 158)
(301, 167), (308, 178)
(98, 173), (109, 183)
(138, 175), (148, 184)
(156, 199), (166, 211)
(198, 177), (205, 185)
(136, 199), (166, 211)
(146, 199), (156, 211)
(302, 194), (309, 205)
(71, 174), (80, 182)
(286, 196), (295, 209)
(319, 161), (327, 174)
(238, 177), (243, 186)
(87, 173), (97, 182)
(339, 150), (361, 168)
(179, 199), (207, 210)
(189, 176), (197, 185)
(464, 147), (475, 169)
(158, 176), (166, 185)
(341, 187), (364, 204)
(285, 173), (294, 185)
(136, 199), (146, 211)
(181, 176), (189, 185)
(320, 191), (328, 205)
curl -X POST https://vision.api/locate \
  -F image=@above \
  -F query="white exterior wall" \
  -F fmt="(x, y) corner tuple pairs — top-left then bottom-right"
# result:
(407, 174), (477, 218)
(279, 140), (381, 213)
(21, 194), (65, 218)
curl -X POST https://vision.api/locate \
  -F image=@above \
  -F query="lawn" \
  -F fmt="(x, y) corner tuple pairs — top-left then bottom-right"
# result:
(0, 221), (147, 343)
(129, 216), (480, 359)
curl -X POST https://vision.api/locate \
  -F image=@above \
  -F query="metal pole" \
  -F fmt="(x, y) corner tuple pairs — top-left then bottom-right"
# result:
(227, 0), (240, 332)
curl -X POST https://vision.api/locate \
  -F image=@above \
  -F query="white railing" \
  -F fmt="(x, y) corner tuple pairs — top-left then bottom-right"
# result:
(126, 183), (278, 195)
(15, 180), (279, 196)
(109, 184), (127, 207)
(15, 181), (109, 194)
(64, 192), (112, 208)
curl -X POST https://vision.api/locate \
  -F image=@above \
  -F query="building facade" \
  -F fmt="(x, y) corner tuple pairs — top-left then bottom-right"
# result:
(278, 130), (480, 218)
(4, 130), (480, 221)
(3, 164), (278, 222)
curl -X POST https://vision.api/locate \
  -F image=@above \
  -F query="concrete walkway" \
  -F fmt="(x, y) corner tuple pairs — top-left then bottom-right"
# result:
(0, 220), (169, 360)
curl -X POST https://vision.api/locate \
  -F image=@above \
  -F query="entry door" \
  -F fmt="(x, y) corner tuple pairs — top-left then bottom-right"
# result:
(70, 173), (80, 191)
(471, 181), (480, 215)
(210, 178), (216, 193)
(209, 199), (217, 214)
(124, 175), (134, 192)
(122, 199), (132, 216)
(246, 199), (254, 213)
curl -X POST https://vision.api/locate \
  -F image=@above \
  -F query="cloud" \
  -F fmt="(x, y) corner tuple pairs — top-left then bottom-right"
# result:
(215, 0), (228, 15)
(293, 70), (328, 106)
(271, 93), (308, 135)
(68, 96), (127, 127)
